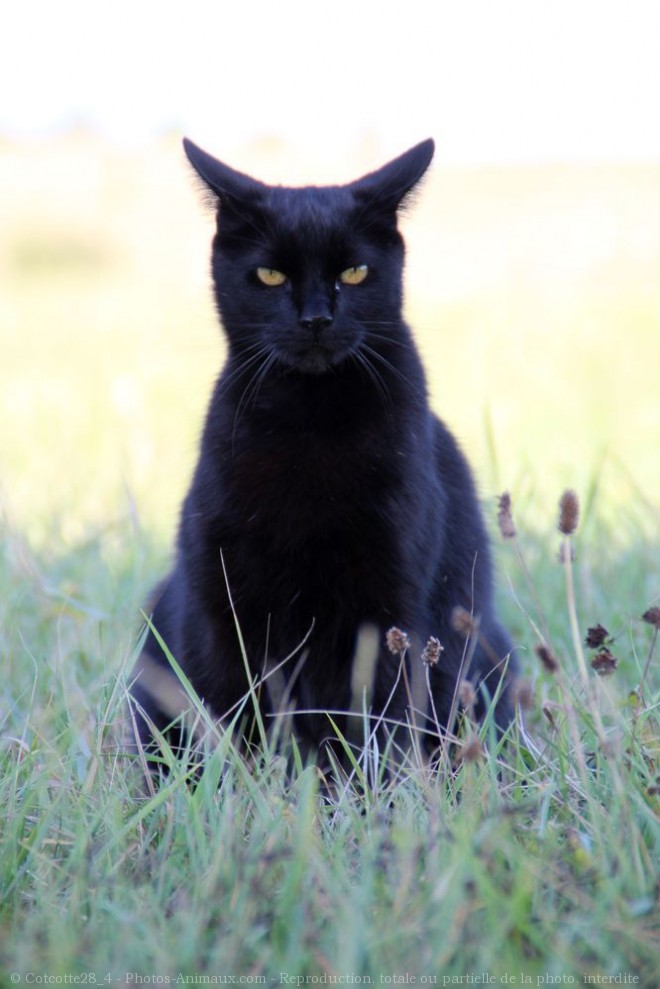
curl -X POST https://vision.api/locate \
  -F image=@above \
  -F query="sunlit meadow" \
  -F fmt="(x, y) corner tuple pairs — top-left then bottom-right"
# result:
(2, 134), (658, 538)
(1, 133), (658, 981)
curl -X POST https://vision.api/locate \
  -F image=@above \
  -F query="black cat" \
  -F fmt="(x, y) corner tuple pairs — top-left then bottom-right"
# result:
(129, 137), (516, 767)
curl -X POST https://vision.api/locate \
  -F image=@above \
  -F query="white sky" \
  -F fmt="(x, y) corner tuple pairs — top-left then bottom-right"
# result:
(1, 0), (659, 165)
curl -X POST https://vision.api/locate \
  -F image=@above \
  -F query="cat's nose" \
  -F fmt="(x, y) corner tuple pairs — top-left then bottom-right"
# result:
(299, 314), (333, 336)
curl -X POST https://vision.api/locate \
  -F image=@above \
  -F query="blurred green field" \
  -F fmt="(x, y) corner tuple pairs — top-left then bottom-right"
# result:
(1, 132), (659, 658)
(1, 132), (658, 552)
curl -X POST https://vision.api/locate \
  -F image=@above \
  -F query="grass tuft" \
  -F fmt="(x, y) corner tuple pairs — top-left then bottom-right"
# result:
(1, 491), (659, 980)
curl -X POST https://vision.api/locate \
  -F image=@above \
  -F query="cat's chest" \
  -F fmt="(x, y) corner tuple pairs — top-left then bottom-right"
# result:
(226, 426), (403, 534)
(214, 427), (412, 618)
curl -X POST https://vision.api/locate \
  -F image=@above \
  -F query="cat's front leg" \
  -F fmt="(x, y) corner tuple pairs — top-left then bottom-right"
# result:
(272, 625), (357, 770)
(128, 576), (272, 766)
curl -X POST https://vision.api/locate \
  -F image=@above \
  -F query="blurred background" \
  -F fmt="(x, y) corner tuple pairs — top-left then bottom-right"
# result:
(1, 0), (659, 552)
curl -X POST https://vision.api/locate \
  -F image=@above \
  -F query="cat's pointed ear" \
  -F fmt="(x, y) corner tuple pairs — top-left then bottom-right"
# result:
(350, 139), (435, 213)
(183, 138), (266, 207)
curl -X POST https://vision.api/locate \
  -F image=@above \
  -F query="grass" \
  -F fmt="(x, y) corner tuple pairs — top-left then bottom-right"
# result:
(1, 134), (659, 983)
(1, 505), (659, 981)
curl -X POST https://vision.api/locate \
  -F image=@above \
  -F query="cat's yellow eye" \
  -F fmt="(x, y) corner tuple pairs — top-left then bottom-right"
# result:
(256, 267), (287, 286)
(339, 264), (369, 286)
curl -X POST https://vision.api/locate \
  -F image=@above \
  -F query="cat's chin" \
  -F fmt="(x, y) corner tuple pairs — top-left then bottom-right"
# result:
(280, 345), (347, 376)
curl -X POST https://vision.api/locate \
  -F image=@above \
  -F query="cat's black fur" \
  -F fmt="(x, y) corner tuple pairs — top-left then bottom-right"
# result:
(129, 138), (516, 765)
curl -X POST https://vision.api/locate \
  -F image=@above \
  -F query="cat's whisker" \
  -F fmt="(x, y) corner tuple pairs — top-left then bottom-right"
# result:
(231, 351), (277, 450)
(216, 345), (273, 397)
(362, 331), (410, 349)
(360, 343), (412, 387)
(351, 350), (394, 411)
(232, 356), (270, 423)
(248, 352), (278, 410)
(228, 323), (273, 329)
(359, 320), (404, 327)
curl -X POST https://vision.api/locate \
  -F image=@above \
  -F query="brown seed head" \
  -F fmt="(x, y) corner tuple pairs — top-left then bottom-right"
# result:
(585, 624), (610, 649)
(536, 643), (559, 674)
(451, 606), (477, 637)
(421, 636), (444, 667)
(497, 491), (517, 540)
(558, 489), (580, 536)
(458, 679), (476, 709)
(642, 606), (660, 630)
(513, 679), (534, 711)
(460, 735), (485, 763)
(385, 627), (410, 655)
(590, 648), (618, 676)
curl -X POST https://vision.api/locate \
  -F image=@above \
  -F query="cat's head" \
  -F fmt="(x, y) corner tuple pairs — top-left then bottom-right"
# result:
(184, 138), (434, 376)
